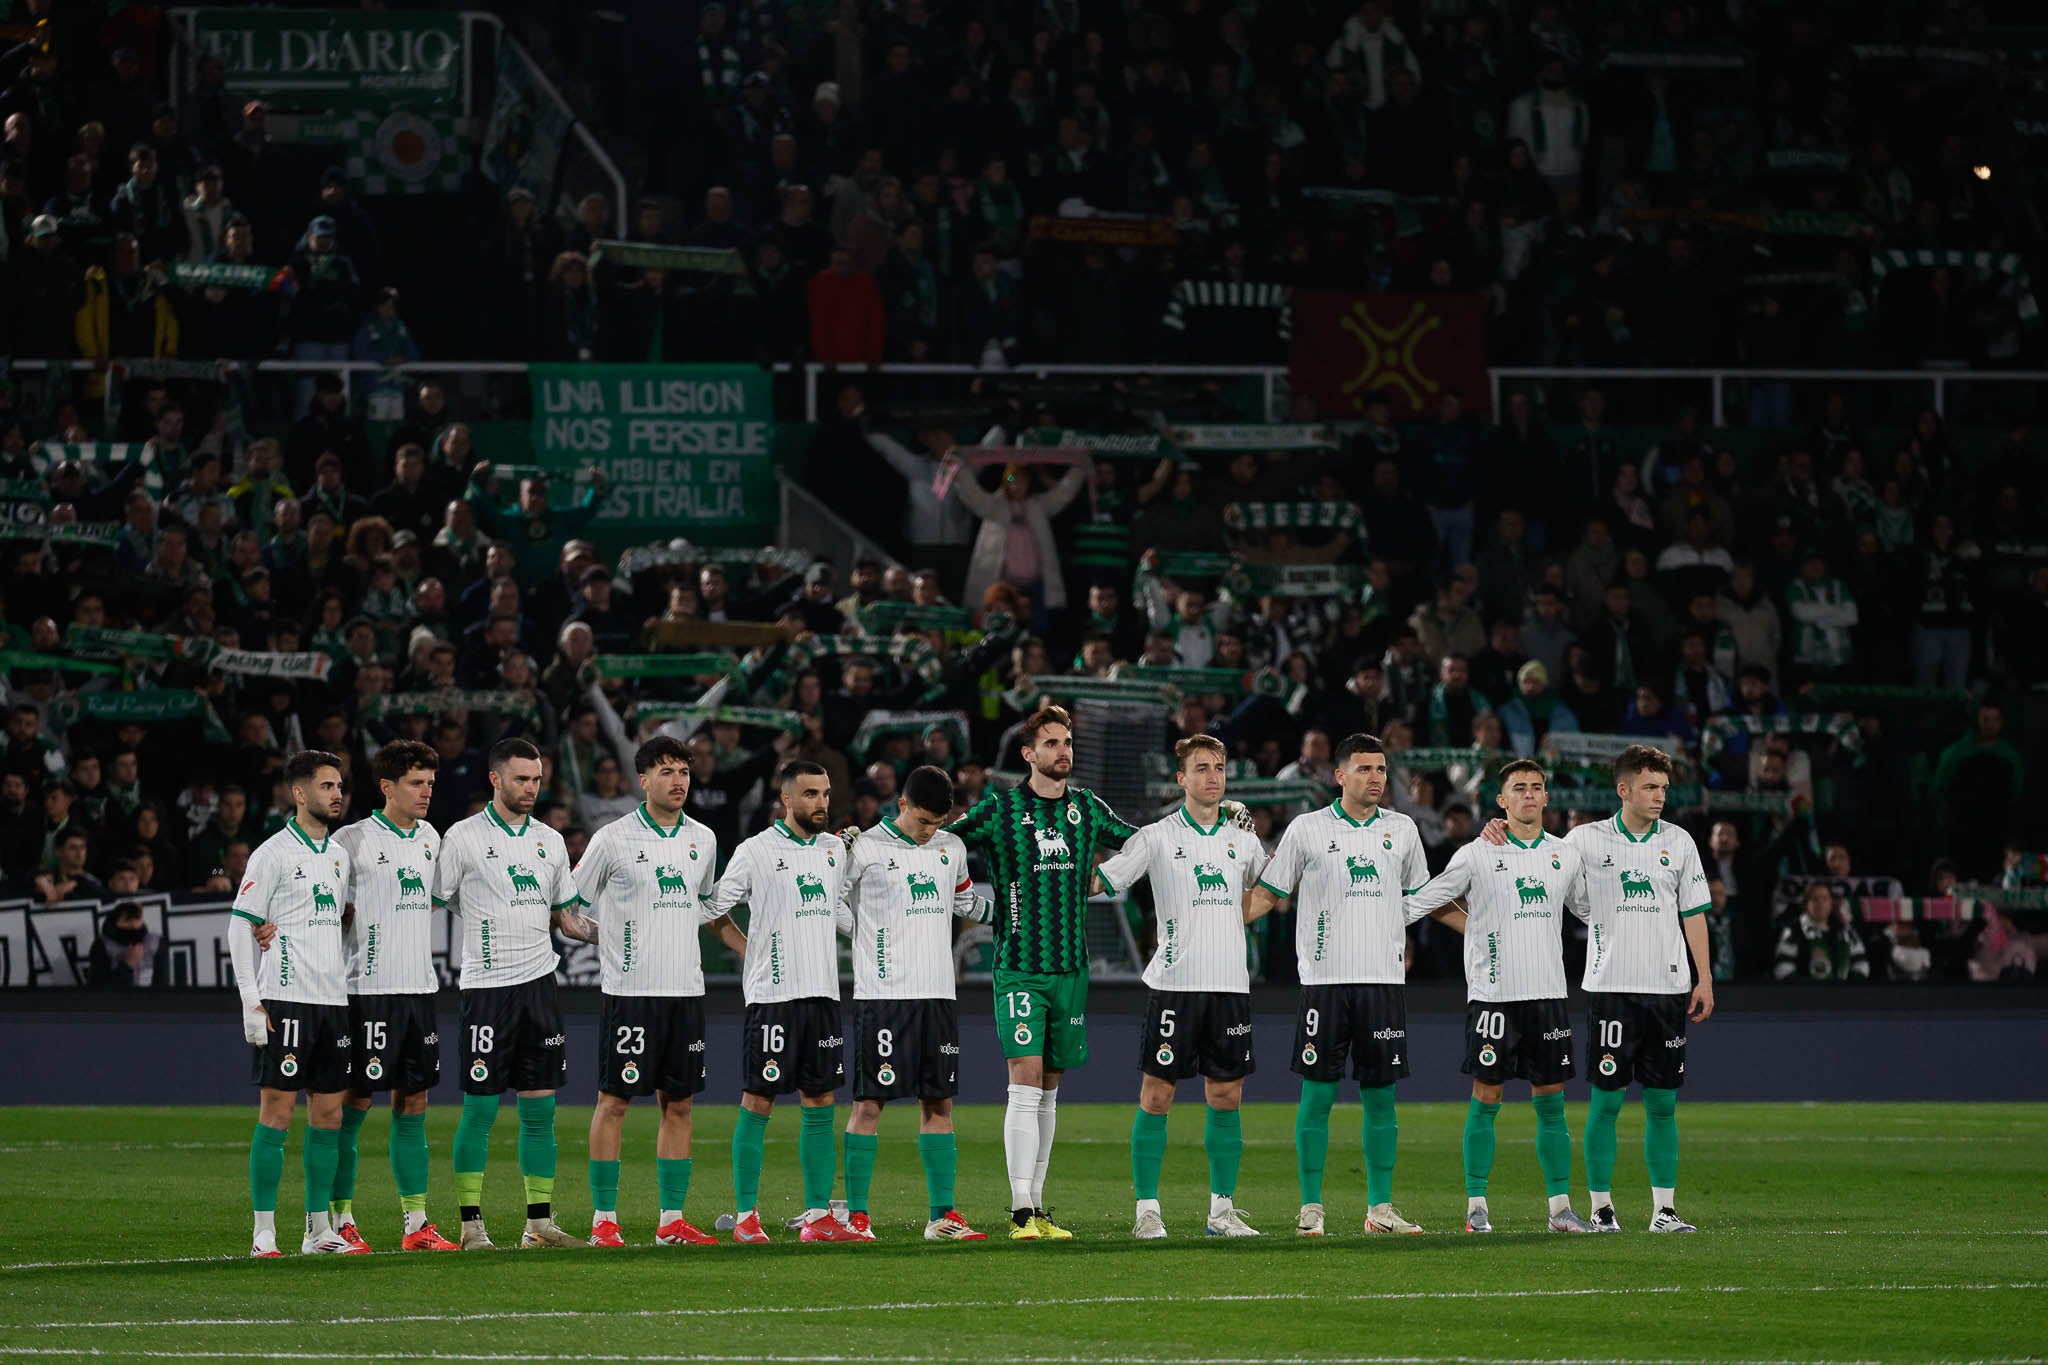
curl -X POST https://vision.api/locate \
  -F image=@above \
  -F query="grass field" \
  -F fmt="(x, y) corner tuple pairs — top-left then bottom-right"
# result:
(1, 1101), (2044, 1364)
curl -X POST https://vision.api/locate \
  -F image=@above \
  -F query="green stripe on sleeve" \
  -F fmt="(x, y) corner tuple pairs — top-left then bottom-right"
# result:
(1255, 877), (1290, 899)
(1680, 905), (1710, 919)
(230, 908), (265, 925)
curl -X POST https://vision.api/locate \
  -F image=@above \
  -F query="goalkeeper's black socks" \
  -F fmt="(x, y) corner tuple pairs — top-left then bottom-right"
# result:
(527, 1202), (550, 1221)
(1011, 1207), (1033, 1228)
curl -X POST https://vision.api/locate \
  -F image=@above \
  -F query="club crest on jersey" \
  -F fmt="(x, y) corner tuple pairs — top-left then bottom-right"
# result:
(762, 1060), (781, 1083)
(621, 1062), (640, 1085)
(1155, 1045), (1174, 1066)
(689, 844), (700, 860)
(1599, 1053), (1617, 1077)
(1300, 1044), (1318, 1066)
(1065, 803), (1081, 825)
(280, 1053), (298, 1078)
(877, 1064), (896, 1087)
(1013, 1024), (1032, 1046)
(1226, 844), (1237, 858)
(1478, 1045), (1498, 1068)
(939, 852), (949, 865)
(1551, 855), (1562, 870)
(470, 1060), (489, 1082)
(1659, 851), (1671, 866)
(1383, 835), (1393, 850)
(365, 1058), (384, 1081)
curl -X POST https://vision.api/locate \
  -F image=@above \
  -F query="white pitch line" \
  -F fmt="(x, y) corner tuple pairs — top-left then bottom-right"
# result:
(18, 1282), (2046, 1333)
(0, 1353), (2043, 1365)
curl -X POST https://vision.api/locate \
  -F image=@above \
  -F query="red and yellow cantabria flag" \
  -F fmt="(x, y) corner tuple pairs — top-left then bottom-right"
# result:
(1290, 291), (1488, 419)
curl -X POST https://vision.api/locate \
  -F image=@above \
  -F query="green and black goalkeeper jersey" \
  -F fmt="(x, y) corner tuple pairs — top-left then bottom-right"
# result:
(951, 784), (1134, 975)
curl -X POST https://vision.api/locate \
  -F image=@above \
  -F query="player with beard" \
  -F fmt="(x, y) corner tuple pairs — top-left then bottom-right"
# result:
(433, 738), (595, 1250)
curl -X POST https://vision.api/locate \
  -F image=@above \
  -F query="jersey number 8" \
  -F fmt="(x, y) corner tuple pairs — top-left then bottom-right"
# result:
(875, 1028), (894, 1057)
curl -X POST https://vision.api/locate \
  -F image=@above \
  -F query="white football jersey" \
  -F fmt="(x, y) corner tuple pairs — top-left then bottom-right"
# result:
(433, 804), (578, 990)
(232, 818), (354, 1007)
(334, 812), (443, 996)
(573, 803), (722, 997)
(1565, 814), (1709, 995)
(1097, 806), (1259, 993)
(1256, 802), (1431, 986)
(844, 819), (988, 1001)
(1406, 830), (1587, 1003)
(712, 820), (846, 1005)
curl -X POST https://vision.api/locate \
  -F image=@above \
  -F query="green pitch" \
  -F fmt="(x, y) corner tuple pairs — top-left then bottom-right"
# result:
(2, 1102), (2043, 1363)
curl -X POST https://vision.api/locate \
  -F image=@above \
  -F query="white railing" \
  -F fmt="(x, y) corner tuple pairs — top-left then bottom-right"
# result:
(1489, 366), (2048, 422)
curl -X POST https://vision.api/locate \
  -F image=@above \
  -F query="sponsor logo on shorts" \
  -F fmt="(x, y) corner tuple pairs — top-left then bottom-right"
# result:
(1069, 1015), (1084, 1025)
(1300, 1044), (1318, 1065)
(1478, 1044), (1498, 1068)
(1665, 1036), (1686, 1048)
(423, 1032), (438, 1045)
(621, 1061), (640, 1085)
(470, 1060), (489, 1082)
(762, 1060), (782, 1083)
(1372, 1027), (1405, 1040)
(1155, 1045), (1174, 1066)
(939, 1042), (959, 1056)
(365, 1058), (384, 1081)
(689, 1039), (705, 1052)
(279, 1053), (298, 1078)
(818, 1035), (843, 1049)
(1599, 1053), (1617, 1077)
(1226, 1022), (1252, 1037)
(877, 1064), (897, 1086)
(542, 1034), (566, 1048)
(1542, 1028), (1572, 1041)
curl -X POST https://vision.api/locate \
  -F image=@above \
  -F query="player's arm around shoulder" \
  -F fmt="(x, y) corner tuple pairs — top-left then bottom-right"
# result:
(1404, 841), (1471, 926)
(1245, 820), (1299, 924)
(1093, 822), (1151, 897)
(1087, 787), (1139, 844)
(430, 820), (465, 912)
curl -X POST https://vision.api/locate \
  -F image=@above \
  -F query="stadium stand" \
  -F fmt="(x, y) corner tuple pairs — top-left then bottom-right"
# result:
(1, 0), (2045, 992)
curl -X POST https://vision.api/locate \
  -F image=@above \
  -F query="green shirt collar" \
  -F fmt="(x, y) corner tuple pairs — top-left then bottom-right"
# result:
(1612, 812), (1659, 842)
(637, 803), (683, 837)
(371, 810), (417, 840)
(286, 816), (329, 853)
(880, 816), (914, 845)
(774, 819), (816, 847)
(1330, 800), (1380, 828)
(1504, 828), (1545, 850)
(1179, 806), (1223, 836)
(484, 803), (529, 838)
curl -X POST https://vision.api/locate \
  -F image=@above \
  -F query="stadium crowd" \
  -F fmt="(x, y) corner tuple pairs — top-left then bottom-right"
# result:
(0, 1), (2045, 991)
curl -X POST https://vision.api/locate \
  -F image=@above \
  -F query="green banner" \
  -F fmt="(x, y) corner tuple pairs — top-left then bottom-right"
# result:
(363, 688), (539, 722)
(856, 601), (979, 635)
(593, 653), (742, 681)
(586, 242), (754, 295)
(66, 625), (191, 663)
(188, 9), (465, 110)
(532, 364), (777, 533)
(0, 649), (123, 676)
(80, 689), (205, 719)
(1020, 429), (1171, 461)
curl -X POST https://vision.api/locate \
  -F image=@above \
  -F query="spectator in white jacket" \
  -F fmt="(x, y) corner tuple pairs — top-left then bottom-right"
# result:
(1323, 1), (1421, 110)
(1506, 57), (1589, 194)
(951, 456), (1091, 632)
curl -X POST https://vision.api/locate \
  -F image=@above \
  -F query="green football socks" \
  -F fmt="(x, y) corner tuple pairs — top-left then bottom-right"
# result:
(390, 1111), (430, 1214)
(1585, 1085), (1627, 1197)
(1204, 1105), (1242, 1199)
(1294, 1079), (1338, 1204)
(656, 1157), (693, 1215)
(918, 1132), (957, 1220)
(1130, 1109), (1168, 1200)
(1360, 1083), (1398, 1207)
(517, 1094), (557, 1211)
(730, 1107), (769, 1213)
(329, 1104), (367, 1220)
(302, 1126), (340, 1215)
(842, 1131), (878, 1214)
(1462, 1098), (1500, 1196)
(587, 1158), (621, 1216)
(798, 1106), (836, 1211)
(1643, 1086), (1680, 1191)
(1532, 1091), (1572, 1197)
(249, 1122), (286, 1213)
(453, 1092), (498, 1215)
